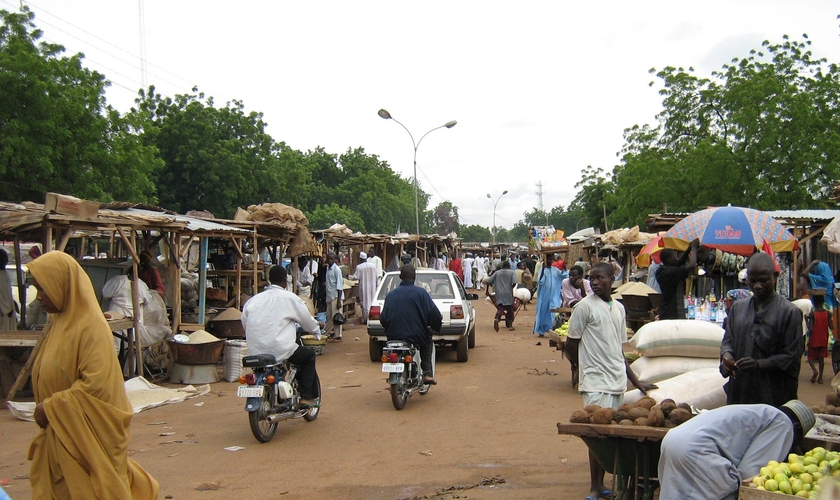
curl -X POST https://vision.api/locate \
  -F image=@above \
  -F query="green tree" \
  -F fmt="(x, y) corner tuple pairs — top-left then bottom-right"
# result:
(0, 7), (159, 203)
(459, 224), (491, 242)
(308, 203), (365, 232)
(432, 201), (459, 234)
(569, 165), (616, 231)
(132, 86), (283, 217)
(609, 35), (840, 226)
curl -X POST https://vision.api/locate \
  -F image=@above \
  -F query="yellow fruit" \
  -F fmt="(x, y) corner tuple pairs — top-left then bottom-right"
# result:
(760, 466), (771, 477)
(753, 476), (765, 487)
(796, 491), (809, 498)
(779, 481), (792, 495)
(800, 473), (813, 484)
(789, 453), (804, 463)
(790, 478), (803, 493)
(774, 473), (789, 484)
(806, 464), (820, 473)
(812, 472), (823, 481)
(790, 463), (806, 474)
(804, 456), (819, 466)
(768, 460), (781, 467)
(802, 483), (812, 491)
(830, 459), (840, 470)
(764, 479), (779, 492)
(832, 469), (840, 478)
(773, 467), (786, 477)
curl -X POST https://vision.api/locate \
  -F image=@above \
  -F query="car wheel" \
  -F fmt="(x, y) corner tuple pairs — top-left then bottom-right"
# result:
(369, 337), (383, 362)
(456, 336), (469, 362)
(468, 324), (476, 349)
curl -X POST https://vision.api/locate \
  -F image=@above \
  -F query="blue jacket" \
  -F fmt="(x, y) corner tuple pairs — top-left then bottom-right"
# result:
(381, 280), (443, 346)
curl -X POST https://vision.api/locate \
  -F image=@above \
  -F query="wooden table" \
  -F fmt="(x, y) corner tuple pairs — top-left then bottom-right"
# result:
(1, 318), (137, 402)
(557, 423), (668, 500)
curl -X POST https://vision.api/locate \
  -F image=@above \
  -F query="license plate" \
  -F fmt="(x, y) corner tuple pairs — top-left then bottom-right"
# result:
(237, 385), (264, 398)
(382, 363), (404, 373)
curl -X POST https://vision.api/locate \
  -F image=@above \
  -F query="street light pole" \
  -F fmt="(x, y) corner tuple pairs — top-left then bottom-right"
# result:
(487, 190), (509, 244)
(378, 109), (457, 235)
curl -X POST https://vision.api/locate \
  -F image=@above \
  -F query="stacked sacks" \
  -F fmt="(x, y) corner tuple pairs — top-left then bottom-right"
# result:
(624, 320), (727, 411)
(624, 368), (727, 410)
(628, 319), (724, 384)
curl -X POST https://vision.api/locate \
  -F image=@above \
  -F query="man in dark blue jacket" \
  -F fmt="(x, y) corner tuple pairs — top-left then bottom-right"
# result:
(380, 265), (443, 385)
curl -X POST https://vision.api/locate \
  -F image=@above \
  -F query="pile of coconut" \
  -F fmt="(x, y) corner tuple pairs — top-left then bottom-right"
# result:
(569, 396), (695, 428)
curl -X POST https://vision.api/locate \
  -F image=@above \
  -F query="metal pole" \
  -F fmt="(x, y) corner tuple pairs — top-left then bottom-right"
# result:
(413, 148), (420, 235)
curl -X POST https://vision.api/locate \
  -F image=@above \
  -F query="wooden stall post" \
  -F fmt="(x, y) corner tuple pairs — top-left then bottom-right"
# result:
(198, 237), (208, 324)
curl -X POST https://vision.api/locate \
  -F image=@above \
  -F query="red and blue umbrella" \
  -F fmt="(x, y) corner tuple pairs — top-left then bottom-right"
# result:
(663, 205), (797, 256)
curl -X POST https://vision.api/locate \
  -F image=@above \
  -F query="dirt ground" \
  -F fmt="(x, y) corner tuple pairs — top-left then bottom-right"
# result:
(0, 297), (833, 500)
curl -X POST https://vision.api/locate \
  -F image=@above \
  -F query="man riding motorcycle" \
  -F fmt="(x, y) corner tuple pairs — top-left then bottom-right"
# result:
(242, 265), (322, 407)
(380, 265), (443, 385)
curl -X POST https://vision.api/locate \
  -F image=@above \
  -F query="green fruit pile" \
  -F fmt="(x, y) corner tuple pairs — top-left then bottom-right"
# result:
(553, 322), (569, 337)
(748, 447), (840, 498)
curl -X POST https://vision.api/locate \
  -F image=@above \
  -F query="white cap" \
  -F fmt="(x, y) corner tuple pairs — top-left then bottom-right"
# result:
(359, 252), (367, 260)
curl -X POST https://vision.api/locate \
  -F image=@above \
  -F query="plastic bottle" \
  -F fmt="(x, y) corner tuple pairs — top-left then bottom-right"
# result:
(710, 294), (717, 323)
(687, 296), (696, 320)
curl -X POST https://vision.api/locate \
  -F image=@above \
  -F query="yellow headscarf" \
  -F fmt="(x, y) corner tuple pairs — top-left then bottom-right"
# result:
(27, 251), (158, 499)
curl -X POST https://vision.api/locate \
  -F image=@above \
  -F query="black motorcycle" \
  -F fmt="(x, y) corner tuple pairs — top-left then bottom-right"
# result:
(237, 353), (320, 442)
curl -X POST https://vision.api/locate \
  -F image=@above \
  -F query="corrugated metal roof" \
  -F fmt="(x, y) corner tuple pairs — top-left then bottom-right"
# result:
(764, 209), (840, 221)
(127, 209), (251, 233)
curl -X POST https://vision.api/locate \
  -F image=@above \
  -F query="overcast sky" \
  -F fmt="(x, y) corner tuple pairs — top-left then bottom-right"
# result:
(9, 1), (840, 233)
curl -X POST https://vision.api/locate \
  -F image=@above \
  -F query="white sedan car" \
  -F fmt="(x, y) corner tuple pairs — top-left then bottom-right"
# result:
(366, 270), (478, 362)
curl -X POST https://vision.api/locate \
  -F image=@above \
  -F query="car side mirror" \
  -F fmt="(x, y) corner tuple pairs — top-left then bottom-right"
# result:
(466, 293), (479, 301)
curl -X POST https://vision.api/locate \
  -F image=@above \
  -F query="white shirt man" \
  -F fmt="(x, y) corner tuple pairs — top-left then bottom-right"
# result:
(350, 252), (378, 324)
(367, 249), (384, 279)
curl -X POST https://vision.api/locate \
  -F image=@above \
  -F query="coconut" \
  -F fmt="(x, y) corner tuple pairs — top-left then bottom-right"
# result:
(668, 408), (693, 425)
(618, 403), (633, 413)
(647, 406), (665, 427)
(619, 419), (635, 426)
(570, 410), (591, 423)
(634, 396), (656, 410)
(592, 408), (617, 424)
(659, 399), (677, 416)
(628, 407), (650, 420)
(634, 417), (650, 427)
(584, 404), (602, 414)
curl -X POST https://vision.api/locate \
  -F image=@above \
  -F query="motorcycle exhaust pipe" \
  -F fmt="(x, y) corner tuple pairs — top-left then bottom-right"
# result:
(266, 412), (298, 424)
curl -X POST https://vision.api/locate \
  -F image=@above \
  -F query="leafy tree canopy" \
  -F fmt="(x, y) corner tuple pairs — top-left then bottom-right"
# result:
(0, 7), (160, 203)
(432, 201), (459, 234)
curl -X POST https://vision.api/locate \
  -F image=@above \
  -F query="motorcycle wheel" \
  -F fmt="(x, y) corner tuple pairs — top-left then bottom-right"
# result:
(303, 373), (321, 422)
(248, 385), (278, 443)
(390, 374), (408, 410)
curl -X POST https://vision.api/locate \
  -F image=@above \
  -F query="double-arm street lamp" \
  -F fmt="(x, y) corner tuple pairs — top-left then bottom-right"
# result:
(378, 109), (457, 235)
(487, 190), (508, 244)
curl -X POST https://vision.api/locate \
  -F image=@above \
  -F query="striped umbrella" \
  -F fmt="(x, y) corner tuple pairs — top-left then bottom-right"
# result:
(663, 205), (797, 256)
(635, 234), (664, 268)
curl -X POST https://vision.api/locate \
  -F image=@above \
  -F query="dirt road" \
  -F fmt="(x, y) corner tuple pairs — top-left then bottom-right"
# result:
(0, 297), (831, 500)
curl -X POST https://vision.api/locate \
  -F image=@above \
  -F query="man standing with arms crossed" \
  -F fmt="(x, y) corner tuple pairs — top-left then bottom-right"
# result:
(325, 252), (344, 340)
(568, 262), (655, 500)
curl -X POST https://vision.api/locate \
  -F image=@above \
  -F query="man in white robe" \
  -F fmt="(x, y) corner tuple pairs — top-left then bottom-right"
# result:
(367, 247), (384, 278)
(350, 252), (378, 324)
(474, 254), (488, 284)
(0, 250), (16, 331)
(462, 253), (475, 289)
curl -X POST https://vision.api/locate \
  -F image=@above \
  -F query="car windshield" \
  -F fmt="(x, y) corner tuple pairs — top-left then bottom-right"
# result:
(377, 273), (455, 300)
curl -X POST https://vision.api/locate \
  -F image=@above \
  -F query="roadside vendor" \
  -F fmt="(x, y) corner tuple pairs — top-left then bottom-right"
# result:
(658, 400), (815, 500)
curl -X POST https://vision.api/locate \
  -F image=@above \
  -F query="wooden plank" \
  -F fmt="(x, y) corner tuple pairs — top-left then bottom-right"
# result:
(4, 329), (47, 402)
(0, 332), (41, 347)
(557, 422), (668, 440)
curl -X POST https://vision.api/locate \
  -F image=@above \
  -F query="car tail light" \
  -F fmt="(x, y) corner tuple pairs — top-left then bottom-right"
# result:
(405, 355), (412, 363)
(388, 352), (398, 363)
(266, 374), (275, 384)
(451, 305), (464, 319)
(369, 306), (381, 320)
(244, 373), (256, 385)
(381, 354), (388, 362)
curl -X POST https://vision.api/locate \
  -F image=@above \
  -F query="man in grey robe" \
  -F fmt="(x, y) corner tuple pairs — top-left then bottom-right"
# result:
(658, 400), (815, 500)
(720, 253), (803, 407)
(483, 260), (518, 331)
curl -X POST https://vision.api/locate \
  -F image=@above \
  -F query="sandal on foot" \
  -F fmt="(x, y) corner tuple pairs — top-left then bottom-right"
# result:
(423, 377), (437, 385)
(600, 489), (614, 499)
(811, 374), (818, 383)
(493, 319), (499, 332)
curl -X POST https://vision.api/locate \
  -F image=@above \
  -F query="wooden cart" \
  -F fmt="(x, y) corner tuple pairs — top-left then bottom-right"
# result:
(557, 422), (668, 500)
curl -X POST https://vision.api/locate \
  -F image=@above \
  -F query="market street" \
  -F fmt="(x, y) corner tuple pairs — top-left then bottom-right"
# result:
(0, 298), (832, 500)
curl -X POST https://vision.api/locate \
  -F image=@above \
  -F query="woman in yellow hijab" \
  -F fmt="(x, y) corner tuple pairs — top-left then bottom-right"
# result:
(27, 251), (158, 499)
